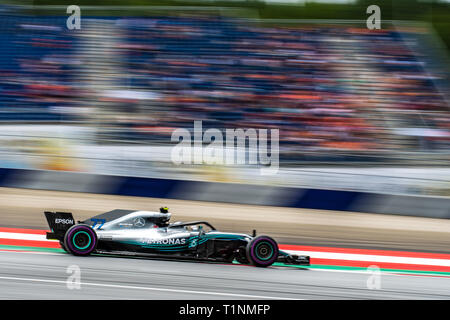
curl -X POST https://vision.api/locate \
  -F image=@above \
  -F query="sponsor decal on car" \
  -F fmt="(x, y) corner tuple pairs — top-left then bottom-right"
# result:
(55, 218), (74, 224)
(141, 238), (187, 245)
(98, 235), (113, 240)
(189, 238), (198, 248)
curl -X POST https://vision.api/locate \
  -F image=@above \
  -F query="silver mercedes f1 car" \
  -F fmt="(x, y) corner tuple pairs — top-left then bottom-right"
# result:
(44, 207), (310, 268)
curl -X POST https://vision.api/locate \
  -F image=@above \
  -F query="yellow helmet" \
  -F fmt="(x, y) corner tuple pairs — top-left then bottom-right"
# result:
(160, 207), (169, 213)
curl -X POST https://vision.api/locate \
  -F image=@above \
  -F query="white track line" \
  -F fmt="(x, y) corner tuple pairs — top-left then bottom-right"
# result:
(0, 232), (50, 241)
(0, 250), (61, 256)
(0, 275), (299, 300)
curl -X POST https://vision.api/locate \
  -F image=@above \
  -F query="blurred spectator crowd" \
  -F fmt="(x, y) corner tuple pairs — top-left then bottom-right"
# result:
(0, 11), (449, 163)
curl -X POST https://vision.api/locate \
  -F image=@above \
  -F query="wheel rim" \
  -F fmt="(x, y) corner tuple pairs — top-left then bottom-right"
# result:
(254, 242), (274, 261)
(72, 231), (92, 250)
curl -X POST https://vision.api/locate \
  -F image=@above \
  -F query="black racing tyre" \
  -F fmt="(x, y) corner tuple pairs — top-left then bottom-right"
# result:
(246, 235), (279, 267)
(64, 224), (98, 256)
(59, 241), (68, 253)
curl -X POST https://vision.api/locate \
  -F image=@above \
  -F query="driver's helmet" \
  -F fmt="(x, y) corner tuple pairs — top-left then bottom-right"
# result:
(160, 207), (169, 214)
(155, 207), (170, 227)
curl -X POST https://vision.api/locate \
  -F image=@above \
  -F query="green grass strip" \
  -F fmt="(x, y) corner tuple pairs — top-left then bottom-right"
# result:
(0, 244), (64, 253)
(271, 262), (450, 277)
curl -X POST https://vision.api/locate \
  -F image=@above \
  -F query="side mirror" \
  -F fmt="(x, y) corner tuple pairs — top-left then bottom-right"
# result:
(198, 225), (205, 237)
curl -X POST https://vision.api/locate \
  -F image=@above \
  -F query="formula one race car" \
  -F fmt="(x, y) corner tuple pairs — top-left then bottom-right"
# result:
(44, 208), (310, 268)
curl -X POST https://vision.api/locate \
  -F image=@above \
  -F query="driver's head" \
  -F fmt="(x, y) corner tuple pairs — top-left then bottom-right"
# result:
(160, 207), (169, 214)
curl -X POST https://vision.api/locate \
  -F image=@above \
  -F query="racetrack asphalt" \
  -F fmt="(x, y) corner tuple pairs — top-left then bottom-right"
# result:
(1, 250), (450, 300)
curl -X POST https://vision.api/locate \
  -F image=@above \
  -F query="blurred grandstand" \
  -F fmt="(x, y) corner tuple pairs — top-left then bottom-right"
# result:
(0, 5), (449, 194)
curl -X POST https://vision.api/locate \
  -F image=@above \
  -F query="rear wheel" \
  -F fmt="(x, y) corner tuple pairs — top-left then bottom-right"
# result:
(246, 236), (279, 267)
(64, 224), (97, 256)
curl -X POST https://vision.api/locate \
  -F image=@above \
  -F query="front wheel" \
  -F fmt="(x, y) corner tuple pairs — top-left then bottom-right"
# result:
(246, 235), (279, 267)
(64, 224), (97, 256)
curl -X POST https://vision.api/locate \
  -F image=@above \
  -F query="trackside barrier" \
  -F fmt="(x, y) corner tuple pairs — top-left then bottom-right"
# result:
(0, 168), (449, 218)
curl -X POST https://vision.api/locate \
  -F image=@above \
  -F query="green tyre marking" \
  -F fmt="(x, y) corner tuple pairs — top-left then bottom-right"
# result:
(72, 231), (92, 250)
(254, 242), (274, 261)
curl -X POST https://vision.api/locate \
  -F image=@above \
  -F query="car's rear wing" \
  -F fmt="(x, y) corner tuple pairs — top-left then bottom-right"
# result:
(44, 211), (75, 241)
